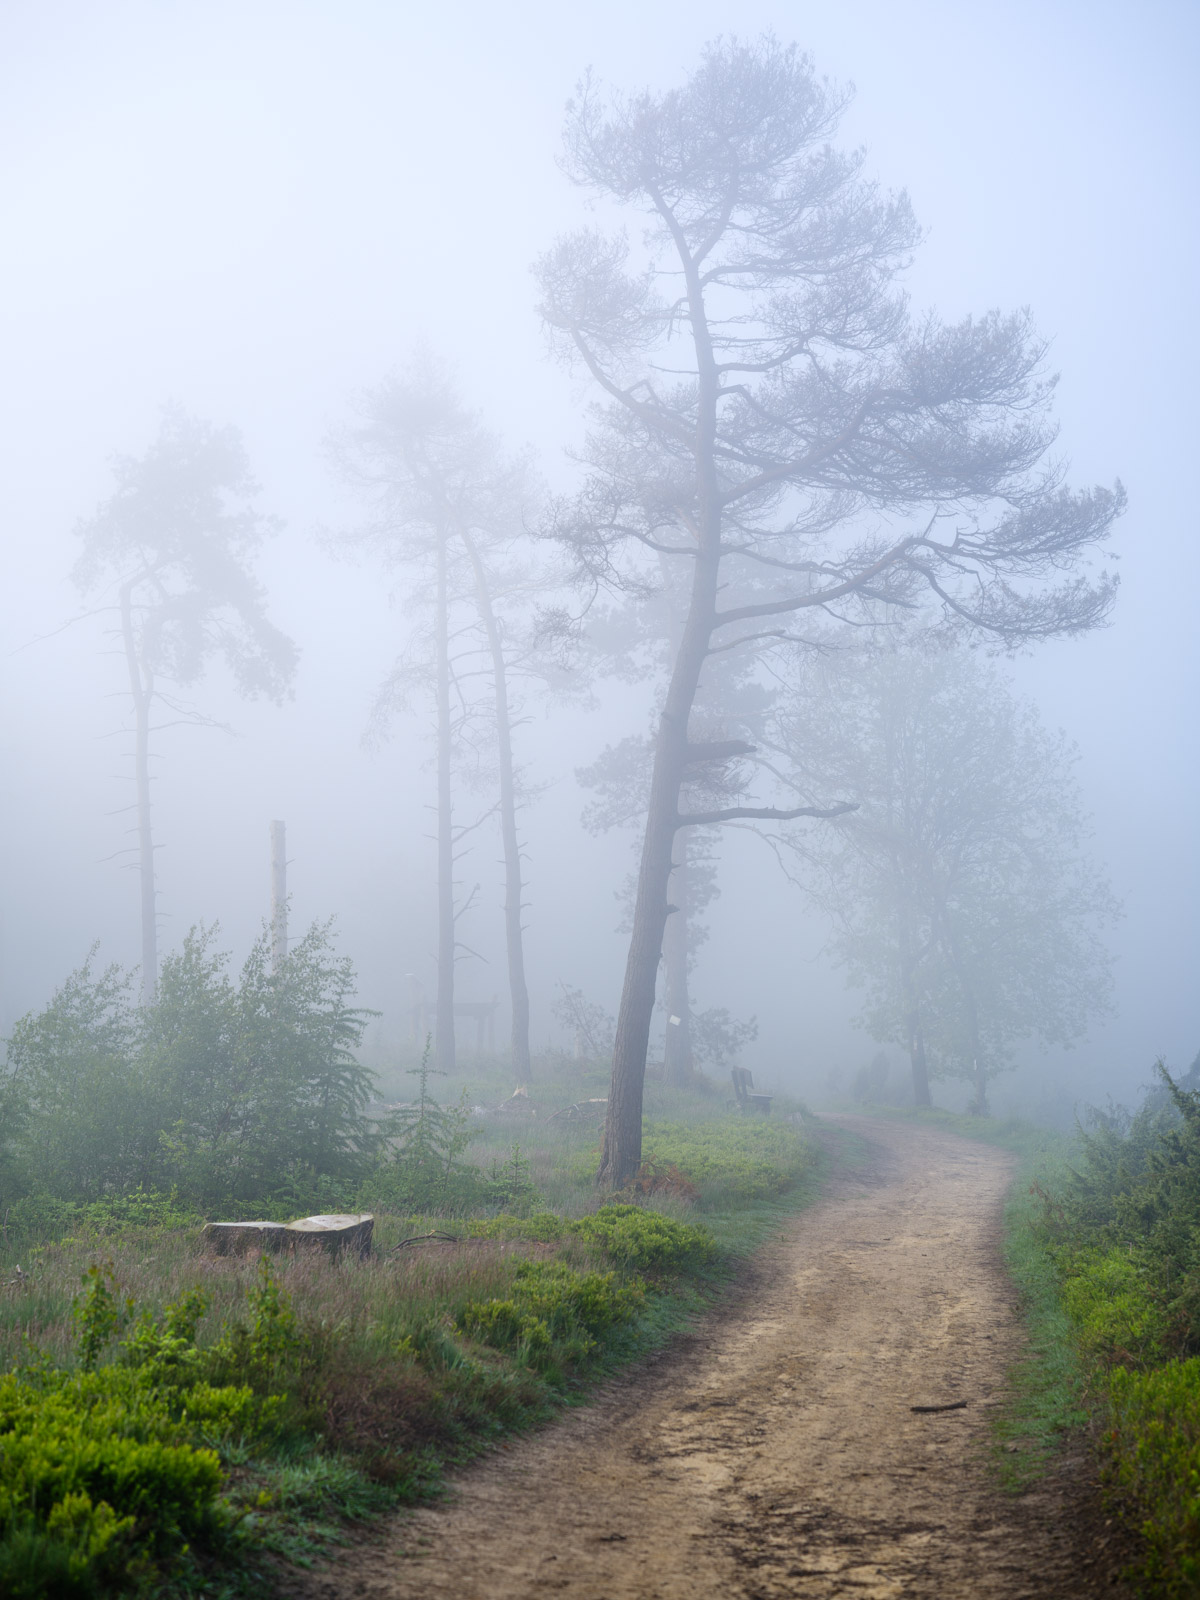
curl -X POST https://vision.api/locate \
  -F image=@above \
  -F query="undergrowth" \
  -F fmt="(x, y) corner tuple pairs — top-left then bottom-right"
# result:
(0, 1077), (821, 1597)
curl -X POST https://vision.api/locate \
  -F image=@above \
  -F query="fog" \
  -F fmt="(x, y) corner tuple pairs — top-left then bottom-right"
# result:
(2, 0), (1197, 1119)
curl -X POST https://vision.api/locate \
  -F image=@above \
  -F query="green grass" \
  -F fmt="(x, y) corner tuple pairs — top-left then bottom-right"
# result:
(994, 1174), (1089, 1488)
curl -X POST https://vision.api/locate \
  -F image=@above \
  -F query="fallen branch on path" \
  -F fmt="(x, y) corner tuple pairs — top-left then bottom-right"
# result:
(910, 1400), (968, 1413)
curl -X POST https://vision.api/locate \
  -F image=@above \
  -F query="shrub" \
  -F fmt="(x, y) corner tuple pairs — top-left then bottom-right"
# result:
(207, 1256), (308, 1396)
(73, 1263), (132, 1372)
(1, 922), (380, 1211)
(1105, 1359), (1200, 1598)
(0, 1492), (136, 1599)
(1058, 1246), (1171, 1366)
(0, 1258), (315, 1590)
(1060, 1065), (1200, 1354)
(0, 1367), (229, 1585)
(459, 1259), (645, 1374)
(472, 1212), (566, 1243)
(569, 1204), (715, 1274)
(1036, 1059), (1200, 1596)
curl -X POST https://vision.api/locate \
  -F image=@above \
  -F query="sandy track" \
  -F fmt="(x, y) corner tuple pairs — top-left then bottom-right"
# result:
(291, 1118), (1128, 1599)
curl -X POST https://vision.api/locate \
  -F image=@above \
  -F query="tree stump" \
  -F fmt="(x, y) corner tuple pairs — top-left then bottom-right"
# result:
(202, 1213), (373, 1260)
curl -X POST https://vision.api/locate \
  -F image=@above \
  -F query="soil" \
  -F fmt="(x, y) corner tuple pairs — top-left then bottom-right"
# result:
(290, 1116), (1137, 1599)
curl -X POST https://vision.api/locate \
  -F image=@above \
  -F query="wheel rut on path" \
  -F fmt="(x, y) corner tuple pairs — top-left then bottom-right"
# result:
(291, 1117), (1130, 1599)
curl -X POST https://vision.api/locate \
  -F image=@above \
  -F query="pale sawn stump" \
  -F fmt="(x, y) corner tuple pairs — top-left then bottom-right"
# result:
(202, 1212), (374, 1260)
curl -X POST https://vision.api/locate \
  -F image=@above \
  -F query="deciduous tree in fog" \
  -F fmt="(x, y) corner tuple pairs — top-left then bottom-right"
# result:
(74, 407), (296, 1003)
(775, 645), (1119, 1111)
(537, 38), (1124, 1185)
(330, 363), (543, 1080)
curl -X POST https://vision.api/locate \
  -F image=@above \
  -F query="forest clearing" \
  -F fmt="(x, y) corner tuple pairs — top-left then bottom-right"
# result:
(3, 10), (1196, 1599)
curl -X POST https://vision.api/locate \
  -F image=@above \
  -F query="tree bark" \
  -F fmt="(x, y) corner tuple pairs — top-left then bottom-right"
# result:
(961, 986), (987, 1115)
(121, 579), (157, 1006)
(898, 925), (933, 1107)
(462, 534), (532, 1084)
(942, 915), (987, 1114)
(435, 532), (456, 1074)
(597, 229), (722, 1187)
(906, 1008), (932, 1108)
(662, 834), (695, 1088)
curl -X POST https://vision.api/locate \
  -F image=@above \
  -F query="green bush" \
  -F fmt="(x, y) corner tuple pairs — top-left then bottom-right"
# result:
(460, 1259), (645, 1374)
(0, 1259), (315, 1592)
(205, 1256), (309, 1398)
(1105, 1359), (1200, 1598)
(0, 1493), (136, 1599)
(1033, 1059), (1200, 1595)
(1060, 1066), (1200, 1355)
(0, 1366), (229, 1587)
(1, 922), (380, 1211)
(569, 1204), (716, 1274)
(472, 1211), (566, 1243)
(1058, 1246), (1171, 1366)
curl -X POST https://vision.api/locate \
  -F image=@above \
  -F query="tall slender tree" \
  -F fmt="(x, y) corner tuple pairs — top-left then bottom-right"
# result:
(459, 529), (535, 1081)
(330, 361), (544, 1079)
(537, 38), (1124, 1184)
(74, 405), (296, 1002)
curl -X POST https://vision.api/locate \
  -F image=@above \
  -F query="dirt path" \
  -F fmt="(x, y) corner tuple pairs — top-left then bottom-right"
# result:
(293, 1118), (1129, 1599)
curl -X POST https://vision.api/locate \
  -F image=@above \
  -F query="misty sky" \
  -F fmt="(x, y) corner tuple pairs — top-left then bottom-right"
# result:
(2, 1), (1197, 1112)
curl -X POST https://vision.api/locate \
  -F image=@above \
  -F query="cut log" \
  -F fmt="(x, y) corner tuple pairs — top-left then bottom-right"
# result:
(202, 1213), (374, 1260)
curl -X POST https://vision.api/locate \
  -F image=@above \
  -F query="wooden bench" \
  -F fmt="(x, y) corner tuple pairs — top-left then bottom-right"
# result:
(731, 1066), (773, 1114)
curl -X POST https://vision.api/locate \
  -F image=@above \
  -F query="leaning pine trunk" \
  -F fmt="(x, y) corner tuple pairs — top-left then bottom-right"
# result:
(597, 242), (724, 1189)
(121, 579), (157, 1005)
(598, 566), (716, 1186)
(462, 533), (532, 1084)
(434, 531), (456, 1074)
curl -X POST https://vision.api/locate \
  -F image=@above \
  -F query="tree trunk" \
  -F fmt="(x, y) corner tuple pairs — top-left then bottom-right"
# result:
(662, 834), (695, 1088)
(943, 917), (987, 1114)
(898, 930), (933, 1107)
(434, 533), (456, 1074)
(597, 236), (723, 1189)
(121, 581), (157, 1005)
(598, 584), (715, 1187)
(906, 1009), (932, 1108)
(462, 534), (532, 1084)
